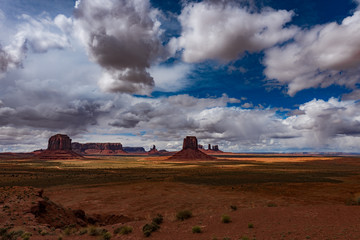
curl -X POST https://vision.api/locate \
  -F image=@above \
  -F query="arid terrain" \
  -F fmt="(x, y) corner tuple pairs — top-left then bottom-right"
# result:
(1, 154), (360, 239)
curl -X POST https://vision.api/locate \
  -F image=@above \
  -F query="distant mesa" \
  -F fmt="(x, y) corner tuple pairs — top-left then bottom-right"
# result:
(38, 134), (83, 160)
(72, 142), (126, 155)
(123, 147), (146, 154)
(168, 136), (215, 160)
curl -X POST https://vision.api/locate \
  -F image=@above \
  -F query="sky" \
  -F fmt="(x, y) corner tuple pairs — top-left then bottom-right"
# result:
(1, 0), (360, 153)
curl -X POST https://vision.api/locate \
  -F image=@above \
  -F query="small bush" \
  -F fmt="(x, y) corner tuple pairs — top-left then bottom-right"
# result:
(192, 226), (202, 233)
(152, 214), (163, 225)
(176, 210), (192, 221)
(267, 202), (277, 207)
(142, 223), (160, 237)
(0, 228), (8, 236)
(102, 232), (111, 240)
(21, 232), (32, 240)
(230, 205), (237, 211)
(221, 214), (231, 223)
(88, 227), (106, 236)
(114, 226), (133, 235)
(248, 223), (254, 228)
(79, 228), (87, 235)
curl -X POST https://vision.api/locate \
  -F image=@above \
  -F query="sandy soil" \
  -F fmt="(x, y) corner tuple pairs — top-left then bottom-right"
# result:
(43, 180), (360, 240)
(2, 155), (360, 239)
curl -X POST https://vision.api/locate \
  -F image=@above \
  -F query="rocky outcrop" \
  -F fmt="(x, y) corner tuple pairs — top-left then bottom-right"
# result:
(38, 134), (83, 159)
(199, 143), (223, 153)
(168, 136), (215, 160)
(148, 145), (159, 155)
(72, 142), (126, 155)
(48, 134), (72, 150)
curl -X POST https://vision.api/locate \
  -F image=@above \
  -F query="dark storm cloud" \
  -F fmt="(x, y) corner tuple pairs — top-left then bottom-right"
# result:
(74, 0), (165, 95)
(0, 100), (108, 134)
(0, 45), (9, 73)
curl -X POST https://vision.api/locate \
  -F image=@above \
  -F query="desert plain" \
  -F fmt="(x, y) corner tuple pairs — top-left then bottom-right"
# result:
(1, 154), (360, 240)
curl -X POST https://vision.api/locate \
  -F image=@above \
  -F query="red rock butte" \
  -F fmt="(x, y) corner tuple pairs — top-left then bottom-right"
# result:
(168, 136), (215, 160)
(48, 134), (72, 150)
(37, 134), (83, 159)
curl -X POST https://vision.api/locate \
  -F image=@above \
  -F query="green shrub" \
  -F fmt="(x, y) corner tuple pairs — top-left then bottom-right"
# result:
(192, 226), (202, 233)
(152, 214), (163, 225)
(2, 230), (24, 240)
(114, 226), (133, 235)
(102, 232), (111, 240)
(230, 205), (237, 211)
(267, 202), (277, 207)
(248, 223), (254, 228)
(221, 214), (231, 223)
(88, 227), (106, 236)
(142, 223), (160, 237)
(0, 228), (8, 236)
(79, 228), (87, 235)
(21, 232), (32, 240)
(176, 210), (192, 221)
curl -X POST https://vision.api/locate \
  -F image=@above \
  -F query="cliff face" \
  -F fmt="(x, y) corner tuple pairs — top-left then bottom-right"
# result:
(48, 134), (72, 150)
(71, 142), (125, 155)
(183, 136), (198, 150)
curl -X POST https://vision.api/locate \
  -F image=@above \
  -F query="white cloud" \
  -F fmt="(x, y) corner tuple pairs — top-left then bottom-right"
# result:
(0, 13), (71, 78)
(170, 1), (297, 63)
(149, 63), (193, 92)
(264, 10), (360, 95)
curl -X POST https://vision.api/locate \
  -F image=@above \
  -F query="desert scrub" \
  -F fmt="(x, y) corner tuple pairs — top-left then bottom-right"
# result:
(142, 222), (160, 237)
(102, 232), (112, 240)
(21, 232), (32, 240)
(248, 223), (254, 228)
(176, 210), (192, 221)
(78, 228), (87, 235)
(1, 230), (24, 240)
(230, 205), (237, 211)
(152, 214), (163, 224)
(267, 202), (277, 207)
(221, 214), (231, 223)
(88, 226), (106, 236)
(114, 225), (133, 235)
(192, 226), (202, 233)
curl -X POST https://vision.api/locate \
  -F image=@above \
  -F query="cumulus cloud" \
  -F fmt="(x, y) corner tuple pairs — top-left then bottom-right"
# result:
(74, 0), (165, 95)
(149, 63), (193, 92)
(285, 98), (360, 144)
(169, 1), (297, 63)
(0, 13), (71, 78)
(264, 10), (360, 95)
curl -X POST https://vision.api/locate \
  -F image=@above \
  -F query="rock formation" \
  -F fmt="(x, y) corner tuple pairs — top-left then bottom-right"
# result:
(48, 134), (72, 150)
(199, 143), (222, 153)
(148, 145), (159, 155)
(38, 134), (83, 159)
(72, 142), (126, 155)
(168, 136), (215, 160)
